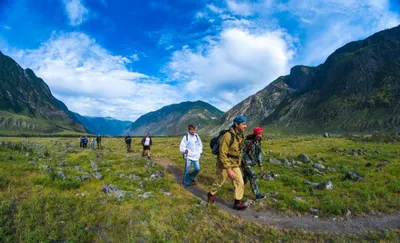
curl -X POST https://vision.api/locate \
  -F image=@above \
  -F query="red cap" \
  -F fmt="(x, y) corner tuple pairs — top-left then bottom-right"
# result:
(253, 127), (263, 135)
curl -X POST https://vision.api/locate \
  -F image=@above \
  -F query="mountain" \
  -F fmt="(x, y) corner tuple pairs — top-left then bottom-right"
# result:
(124, 101), (224, 136)
(73, 112), (132, 136)
(209, 25), (400, 135)
(0, 51), (86, 135)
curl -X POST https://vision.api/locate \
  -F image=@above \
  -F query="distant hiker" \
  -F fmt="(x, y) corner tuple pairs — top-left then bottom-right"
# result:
(179, 124), (203, 187)
(141, 133), (152, 159)
(79, 136), (83, 148)
(242, 127), (266, 200)
(125, 135), (132, 152)
(207, 115), (248, 210)
(96, 135), (102, 150)
(91, 138), (95, 149)
(82, 136), (88, 148)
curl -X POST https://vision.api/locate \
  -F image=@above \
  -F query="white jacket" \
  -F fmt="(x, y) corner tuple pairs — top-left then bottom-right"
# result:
(179, 133), (203, 161)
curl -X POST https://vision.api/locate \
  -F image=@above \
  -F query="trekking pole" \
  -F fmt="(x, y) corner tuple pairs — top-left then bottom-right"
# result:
(183, 154), (187, 185)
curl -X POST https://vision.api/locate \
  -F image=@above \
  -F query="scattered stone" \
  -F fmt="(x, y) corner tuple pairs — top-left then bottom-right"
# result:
(101, 184), (126, 200)
(304, 180), (319, 186)
(261, 172), (280, 180)
(294, 197), (303, 202)
(93, 172), (104, 180)
(281, 158), (289, 163)
(351, 150), (358, 156)
(161, 191), (173, 197)
(345, 209), (352, 217)
(90, 160), (99, 171)
(8, 156), (13, 160)
(271, 198), (278, 203)
(150, 170), (165, 181)
(29, 161), (37, 166)
(344, 172), (366, 182)
(57, 171), (66, 179)
(128, 174), (141, 181)
(106, 168), (111, 172)
(74, 166), (84, 171)
(244, 200), (255, 207)
(313, 168), (326, 175)
(96, 153), (103, 158)
(25, 152), (30, 157)
(76, 174), (91, 182)
(374, 150), (380, 155)
(297, 154), (310, 163)
(58, 161), (67, 167)
(41, 164), (53, 171)
(315, 181), (333, 190)
(365, 163), (373, 167)
(268, 158), (281, 165)
(324, 132), (330, 138)
(313, 163), (325, 170)
(138, 192), (153, 199)
(357, 149), (365, 155)
(283, 161), (292, 167)
(327, 167), (336, 172)
(198, 200), (207, 206)
(139, 181), (147, 188)
(310, 208), (319, 214)
(145, 169), (152, 174)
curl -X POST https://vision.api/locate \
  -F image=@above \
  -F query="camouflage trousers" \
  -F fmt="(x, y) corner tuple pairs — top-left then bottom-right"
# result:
(241, 165), (260, 196)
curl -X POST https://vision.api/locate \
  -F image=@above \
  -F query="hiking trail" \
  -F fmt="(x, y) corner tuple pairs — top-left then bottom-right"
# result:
(156, 158), (400, 234)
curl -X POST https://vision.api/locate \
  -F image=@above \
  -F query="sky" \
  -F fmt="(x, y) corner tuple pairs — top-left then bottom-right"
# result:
(0, 0), (399, 121)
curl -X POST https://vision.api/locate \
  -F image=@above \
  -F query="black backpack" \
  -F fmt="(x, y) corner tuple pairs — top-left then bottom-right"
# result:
(210, 130), (234, 155)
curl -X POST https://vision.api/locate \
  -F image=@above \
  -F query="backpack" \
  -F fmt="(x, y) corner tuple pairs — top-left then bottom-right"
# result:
(185, 134), (199, 142)
(210, 130), (234, 155)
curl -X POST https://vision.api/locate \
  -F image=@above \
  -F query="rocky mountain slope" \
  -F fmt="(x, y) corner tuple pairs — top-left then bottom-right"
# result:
(124, 101), (223, 136)
(73, 112), (132, 136)
(0, 51), (86, 134)
(209, 25), (400, 134)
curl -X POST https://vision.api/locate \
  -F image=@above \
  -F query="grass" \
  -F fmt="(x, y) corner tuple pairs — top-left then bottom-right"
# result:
(0, 136), (399, 242)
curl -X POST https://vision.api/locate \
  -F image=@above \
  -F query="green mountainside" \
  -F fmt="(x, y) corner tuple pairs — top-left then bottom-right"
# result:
(209, 25), (400, 134)
(73, 112), (132, 136)
(124, 101), (224, 136)
(0, 51), (86, 135)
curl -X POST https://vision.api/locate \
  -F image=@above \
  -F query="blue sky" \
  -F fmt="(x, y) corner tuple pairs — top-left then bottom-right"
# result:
(0, 0), (399, 121)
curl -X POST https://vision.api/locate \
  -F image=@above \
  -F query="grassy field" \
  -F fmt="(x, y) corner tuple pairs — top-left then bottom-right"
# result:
(0, 136), (399, 242)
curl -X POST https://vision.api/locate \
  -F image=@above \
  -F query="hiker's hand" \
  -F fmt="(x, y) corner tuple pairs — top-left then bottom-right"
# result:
(260, 166), (264, 172)
(227, 169), (236, 180)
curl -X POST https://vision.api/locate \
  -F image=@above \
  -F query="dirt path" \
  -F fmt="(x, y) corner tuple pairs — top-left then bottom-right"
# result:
(156, 158), (400, 234)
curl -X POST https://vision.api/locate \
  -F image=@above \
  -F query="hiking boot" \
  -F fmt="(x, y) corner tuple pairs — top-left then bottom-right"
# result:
(233, 203), (247, 210)
(256, 194), (266, 200)
(190, 180), (197, 185)
(207, 192), (215, 203)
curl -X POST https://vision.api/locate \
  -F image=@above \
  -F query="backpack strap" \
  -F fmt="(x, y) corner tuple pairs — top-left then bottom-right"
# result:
(228, 131), (234, 147)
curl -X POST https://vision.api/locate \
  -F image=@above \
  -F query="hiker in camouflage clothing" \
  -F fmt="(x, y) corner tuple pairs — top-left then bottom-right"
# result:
(241, 127), (266, 200)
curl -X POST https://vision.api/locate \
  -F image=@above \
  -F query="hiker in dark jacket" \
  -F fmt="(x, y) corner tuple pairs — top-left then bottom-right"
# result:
(96, 135), (102, 150)
(125, 135), (132, 152)
(207, 115), (248, 210)
(242, 127), (266, 200)
(141, 133), (152, 159)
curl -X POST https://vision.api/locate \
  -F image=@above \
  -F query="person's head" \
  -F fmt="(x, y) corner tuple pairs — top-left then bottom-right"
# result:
(233, 115), (247, 133)
(253, 127), (263, 141)
(146, 133), (150, 137)
(188, 124), (196, 135)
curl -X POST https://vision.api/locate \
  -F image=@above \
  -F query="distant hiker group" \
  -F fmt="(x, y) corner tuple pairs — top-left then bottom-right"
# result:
(79, 135), (102, 149)
(124, 133), (153, 159)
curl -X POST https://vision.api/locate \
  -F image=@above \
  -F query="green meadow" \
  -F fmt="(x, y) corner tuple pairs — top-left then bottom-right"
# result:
(0, 136), (399, 242)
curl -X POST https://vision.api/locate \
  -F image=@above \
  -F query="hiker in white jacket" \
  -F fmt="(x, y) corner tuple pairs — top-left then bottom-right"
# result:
(180, 124), (203, 186)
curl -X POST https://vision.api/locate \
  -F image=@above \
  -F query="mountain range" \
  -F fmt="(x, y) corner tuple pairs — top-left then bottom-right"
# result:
(209, 25), (400, 135)
(73, 112), (132, 136)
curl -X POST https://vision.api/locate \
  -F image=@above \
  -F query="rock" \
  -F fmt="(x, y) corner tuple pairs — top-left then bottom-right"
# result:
(106, 168), (111, 172)
(96, 153), (103, 158)
(315, 181), (333, 190)
(139, 181), (147, 188)
(357, 149), (365, 155)
(244, 200), (255, 207)
(128, 174), (141, 181)
(101, 184), (126, 199)
(313, 163), (325, 170)
(313, 168), (326, 175)
(345, 209), (352, 217)
(58, 161), (67, 167)
(76, 174), (91, 181)
(162, 191), (173, 197)
(344, 172), (366, 182)
(90, 161), (99, 172)
(93, 172), (104, 180)
(29, 161), (37, 166)
(324, 132), (330, 138)
(374, 150), (380, 155)
(198, 200), (207, 206)
(281, 158), (289, 163)
(294, 197), (303, 202)
(57, 171), (66, 179)
(310, 208), (319, 214)
(138, 192), (153, 199)
(304, 180), (319, 186)
(327, 167), (336, 173)
(297, 154), (310, 163)
(150, 170), (164, 181)
(271, 198), (278, 203)
(8, 156), (13, 160)
(283, 161), (292, 167)
(268, 158), (281, 164)
(365, 163), (372, 167)
(25, 152), (30, 157)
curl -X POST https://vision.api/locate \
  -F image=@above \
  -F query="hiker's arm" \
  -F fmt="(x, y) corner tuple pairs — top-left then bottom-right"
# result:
(219, 133), (232, 169)
(179, 137), (187, 154)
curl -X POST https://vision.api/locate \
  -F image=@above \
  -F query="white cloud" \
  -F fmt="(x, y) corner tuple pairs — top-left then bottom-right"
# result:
(63, 0), (89, 26)
(207, 4), (223, 14)
(6, 32), (182, 121)
(3, 25), (11, 30)
(226, 0), (253, 16)
(166, 27), (295, 109)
